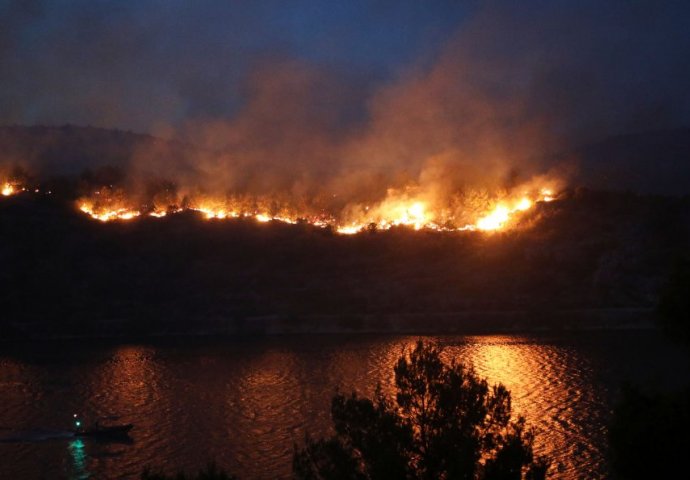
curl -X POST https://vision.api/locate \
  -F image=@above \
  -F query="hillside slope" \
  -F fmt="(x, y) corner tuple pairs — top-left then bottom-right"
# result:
(1, 189), (688, 338)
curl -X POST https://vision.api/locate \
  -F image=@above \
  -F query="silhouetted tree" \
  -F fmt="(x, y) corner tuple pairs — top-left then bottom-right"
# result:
(657, 257), (690, 346)
(294, 341), (548, 479)
(609, 257), (690, 479)
(609, 385), (690, 479)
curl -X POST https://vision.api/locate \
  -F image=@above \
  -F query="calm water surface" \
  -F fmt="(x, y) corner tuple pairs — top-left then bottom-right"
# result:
(1, 332), (688, 479)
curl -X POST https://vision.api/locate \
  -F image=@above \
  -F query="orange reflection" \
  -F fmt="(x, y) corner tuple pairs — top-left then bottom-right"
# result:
(359, 336), (602, 478)
(88, 346), (169, 441)
(461, 337), (601, 477)
(0, 359), (38, 430)
(230, 349), (303, 476)
(92, 346), (162, 408)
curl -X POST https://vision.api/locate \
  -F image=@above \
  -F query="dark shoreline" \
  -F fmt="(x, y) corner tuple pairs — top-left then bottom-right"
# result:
(1, 307), (657, 343)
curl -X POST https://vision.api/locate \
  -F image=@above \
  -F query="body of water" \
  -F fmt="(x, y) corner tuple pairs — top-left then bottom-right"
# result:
(1, 331), (688, 479)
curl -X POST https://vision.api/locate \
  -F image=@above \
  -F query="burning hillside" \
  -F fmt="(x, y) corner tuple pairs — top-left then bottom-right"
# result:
(75, 182), (559, 234)
(1, 172), (558, 234)
(1, 185), (687, 339)
(0, 125), (562, 235)
(0, 130), (686, 339)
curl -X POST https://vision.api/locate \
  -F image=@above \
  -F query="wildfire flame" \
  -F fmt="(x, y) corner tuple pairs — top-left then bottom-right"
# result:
(79, 202), (141, 222)
(0, 173), (560, 234)
(2, 182), (16, 197)
(73, 182), (559, 234)
(475, 197), (534, 231)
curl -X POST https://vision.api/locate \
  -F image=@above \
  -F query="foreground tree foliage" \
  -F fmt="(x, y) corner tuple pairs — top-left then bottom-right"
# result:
(609, 385), (690, 479)
(657, 257), (690, 345)
(609, 258), (690, 478)
(294, 341), (548, 480)
(141, 462), (237, 480)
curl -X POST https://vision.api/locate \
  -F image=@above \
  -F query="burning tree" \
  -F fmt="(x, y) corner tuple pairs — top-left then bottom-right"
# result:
(294, 341), (548, 480)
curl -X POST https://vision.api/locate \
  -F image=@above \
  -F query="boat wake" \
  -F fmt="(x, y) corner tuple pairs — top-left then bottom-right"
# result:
(0, 428), (75, 443)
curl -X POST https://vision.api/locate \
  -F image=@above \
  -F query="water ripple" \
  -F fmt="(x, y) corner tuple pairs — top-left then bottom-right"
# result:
(1, 332), (688, 479)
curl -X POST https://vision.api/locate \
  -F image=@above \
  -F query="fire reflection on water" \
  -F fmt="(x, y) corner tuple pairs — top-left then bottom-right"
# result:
(346, 337), (605, 478)
(230, 350), (303, 473)
(89, 346), (164, 413)
(84, 346), (170, 477)
(446, 337), (603, 476)
(2, 334), (685, 480)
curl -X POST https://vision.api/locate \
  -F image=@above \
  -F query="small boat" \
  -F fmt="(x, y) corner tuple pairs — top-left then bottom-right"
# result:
(74, 423), (133, 438)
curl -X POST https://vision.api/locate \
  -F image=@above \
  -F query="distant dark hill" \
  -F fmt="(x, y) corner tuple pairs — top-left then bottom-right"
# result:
(572, 128), (690, 196)
(2, 124), (690, 196)
(0, 124), (192, 176)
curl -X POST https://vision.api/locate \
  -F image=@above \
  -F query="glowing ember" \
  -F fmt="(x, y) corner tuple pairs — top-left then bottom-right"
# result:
(336, 225), (362, 235)
(476, 205), (510, 231)
(541, 188), (555, 202)
(516, 198), (532, 211)
(2, 183), (16, 196)
(79, 202), (141, 222)
(475, 196), (538, 231)
(403, 201), (427, 229)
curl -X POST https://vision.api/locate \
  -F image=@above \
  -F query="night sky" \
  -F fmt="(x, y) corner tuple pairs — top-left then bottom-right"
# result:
(2, 0), (689, 143)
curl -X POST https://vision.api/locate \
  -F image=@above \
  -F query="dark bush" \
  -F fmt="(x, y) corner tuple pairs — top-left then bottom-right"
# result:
(294, 341), (548, 480)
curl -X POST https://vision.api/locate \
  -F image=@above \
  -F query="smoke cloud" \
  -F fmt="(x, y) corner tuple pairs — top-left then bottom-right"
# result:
(2, 0), (689, 212)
